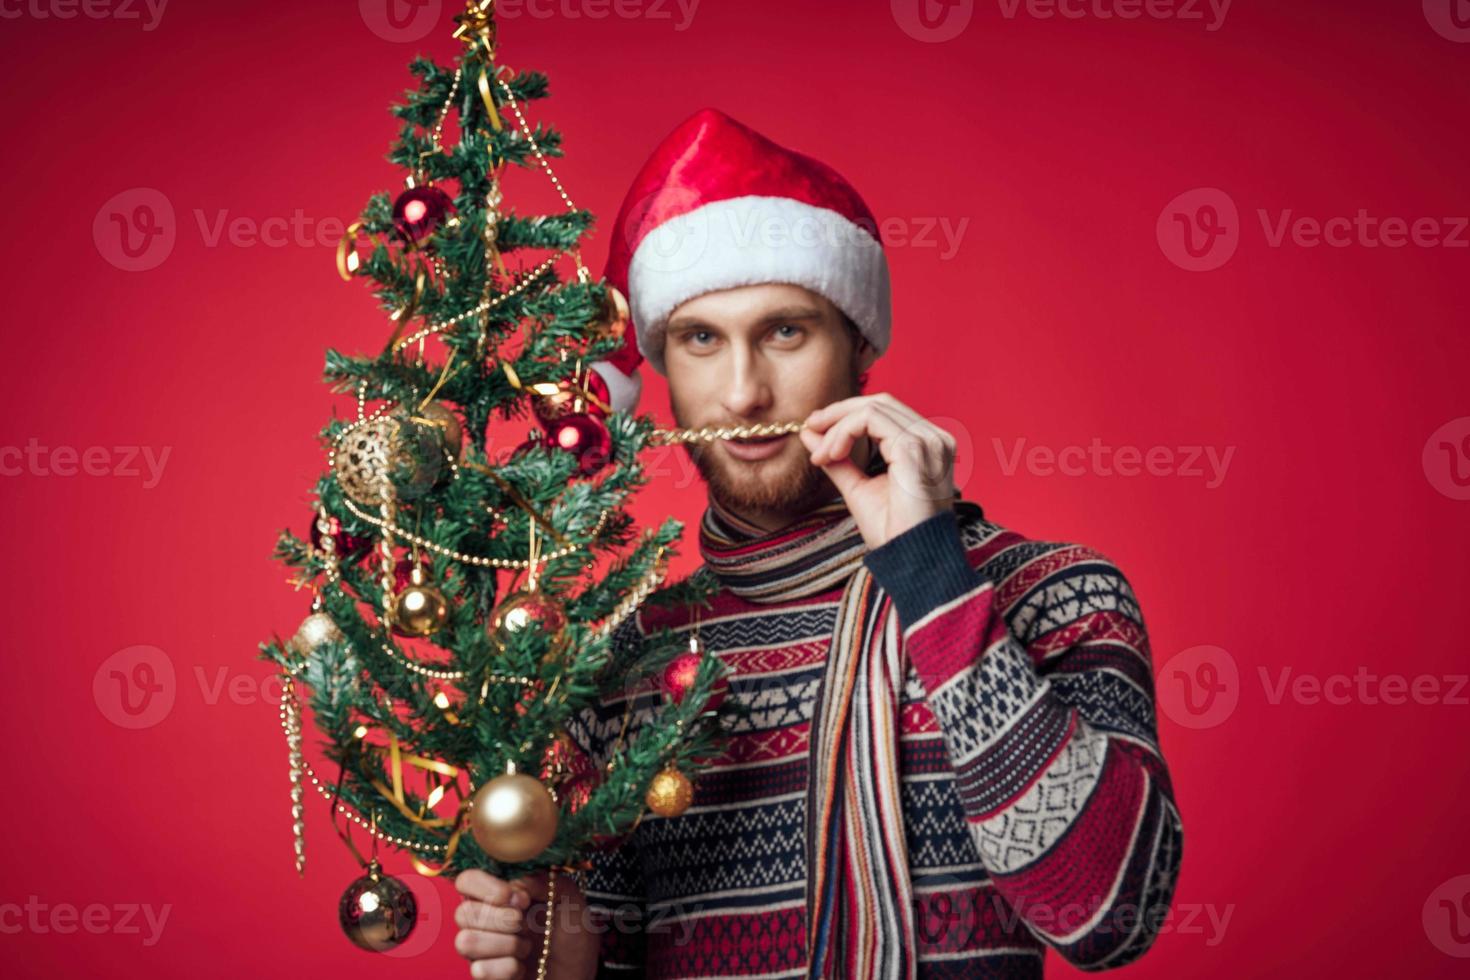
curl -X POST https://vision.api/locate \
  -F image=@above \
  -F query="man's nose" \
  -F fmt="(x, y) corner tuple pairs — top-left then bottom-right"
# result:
(721, 350), (772, 418)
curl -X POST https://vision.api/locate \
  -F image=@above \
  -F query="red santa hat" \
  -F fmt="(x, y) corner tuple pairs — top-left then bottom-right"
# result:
(590, 108), (891, 413)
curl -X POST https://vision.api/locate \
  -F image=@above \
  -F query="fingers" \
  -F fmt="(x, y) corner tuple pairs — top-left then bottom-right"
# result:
(455, 870), (531, 910)
(456, 925), (534, 959)
(469, 958), (527, 980)
(808, 398), (928, 467)
(455, 897), (526, 935)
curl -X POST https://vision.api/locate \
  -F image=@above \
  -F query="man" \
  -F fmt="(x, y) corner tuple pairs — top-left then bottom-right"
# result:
(453, 108), (1183, 979)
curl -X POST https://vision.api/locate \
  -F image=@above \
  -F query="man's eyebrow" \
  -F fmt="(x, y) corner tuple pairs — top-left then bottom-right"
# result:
(667, 306), (826, 331)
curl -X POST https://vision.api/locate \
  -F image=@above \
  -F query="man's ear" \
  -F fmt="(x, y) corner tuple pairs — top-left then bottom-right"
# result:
(855, 336), (880, 373)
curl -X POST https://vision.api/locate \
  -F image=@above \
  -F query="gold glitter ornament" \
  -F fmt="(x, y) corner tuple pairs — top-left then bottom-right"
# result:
(290, 611), (344, 656)
(645, 764), (693, 817)
(333, 411), (455, 507)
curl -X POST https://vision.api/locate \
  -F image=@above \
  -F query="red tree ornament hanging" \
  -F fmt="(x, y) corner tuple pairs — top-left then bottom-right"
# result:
(392, 185), (456, 245)
(311, 515), (372, 561)
(661, 648), (728, 711)
(532, 368), (611, 425)
(544, 413), (611, 475)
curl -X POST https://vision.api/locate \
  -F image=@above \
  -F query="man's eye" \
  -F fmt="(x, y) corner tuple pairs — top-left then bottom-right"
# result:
(771, 324), (802, 341)
(690, 330), (716, 346)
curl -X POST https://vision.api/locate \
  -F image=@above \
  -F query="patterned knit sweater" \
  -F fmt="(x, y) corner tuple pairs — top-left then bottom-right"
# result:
(571, 499), (1183, 977)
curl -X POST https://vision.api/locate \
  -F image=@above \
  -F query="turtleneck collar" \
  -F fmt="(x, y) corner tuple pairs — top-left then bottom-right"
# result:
(696, 450), (890, 603)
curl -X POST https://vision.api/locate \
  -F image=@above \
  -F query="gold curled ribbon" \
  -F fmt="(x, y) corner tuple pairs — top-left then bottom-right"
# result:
(502, 362), (611, 416)
(384, 263), (428, 354)
(458, 457), (571, 549)
(336, 220), (368, 281)
(476, 66), (504, 132)
(362, 732), (472, 877)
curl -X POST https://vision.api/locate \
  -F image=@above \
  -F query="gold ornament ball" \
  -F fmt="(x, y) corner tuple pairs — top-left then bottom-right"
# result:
(291, 611), (344, 656)
(468, 772), (559, 863)
(338, 863), (418, 952)
(491, 589), (568, 662)
(333, 418), (401, 507)
(597, 285), (630, 339)
(391, 566), (448, 637)
(645, 766), (693, 818)
(415, 401), (464, 460)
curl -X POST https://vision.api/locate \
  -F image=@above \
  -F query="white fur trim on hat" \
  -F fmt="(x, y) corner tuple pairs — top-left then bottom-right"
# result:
(627, 195), (891, 374)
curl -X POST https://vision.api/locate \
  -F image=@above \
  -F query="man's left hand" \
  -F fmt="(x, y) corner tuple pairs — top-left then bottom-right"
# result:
(800, 393), (957, 550)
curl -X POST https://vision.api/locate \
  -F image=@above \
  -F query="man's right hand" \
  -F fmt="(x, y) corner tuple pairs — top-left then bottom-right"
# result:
(453, 868), (599, 980)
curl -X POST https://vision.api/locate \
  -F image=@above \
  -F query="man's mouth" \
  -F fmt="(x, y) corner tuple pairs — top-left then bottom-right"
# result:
(721, 432), (791, 461)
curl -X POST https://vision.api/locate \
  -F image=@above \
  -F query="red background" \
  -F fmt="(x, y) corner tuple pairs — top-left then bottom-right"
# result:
(2, 0), (1467, 975)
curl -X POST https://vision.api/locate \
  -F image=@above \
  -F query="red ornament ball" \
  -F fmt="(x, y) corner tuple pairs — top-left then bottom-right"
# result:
(393, 555), (430, 592)
(310, 516), (371, 561)
(545, 413), (611, 475)
(532, 369), (612, 424)
(392, 185), (456, 244)
(661, 651), (728, 710)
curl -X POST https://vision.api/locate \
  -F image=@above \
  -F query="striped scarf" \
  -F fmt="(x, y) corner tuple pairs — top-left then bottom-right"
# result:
(700, 497), (918, 979)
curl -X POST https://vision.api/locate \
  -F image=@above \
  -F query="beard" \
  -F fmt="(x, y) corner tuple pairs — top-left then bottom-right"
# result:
(684, 438), (836, 518)
(670, 339), (866, 522)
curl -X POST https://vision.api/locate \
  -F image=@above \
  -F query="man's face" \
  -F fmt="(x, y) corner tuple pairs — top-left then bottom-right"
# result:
(663, 283), (875, 526)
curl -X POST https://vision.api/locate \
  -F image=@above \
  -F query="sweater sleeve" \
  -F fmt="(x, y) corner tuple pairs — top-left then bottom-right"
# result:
(864, 509), (1183, 970)
(564, 616), (647, 977)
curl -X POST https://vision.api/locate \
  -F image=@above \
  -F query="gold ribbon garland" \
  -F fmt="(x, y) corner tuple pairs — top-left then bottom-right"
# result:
(359, 730), (472, 877)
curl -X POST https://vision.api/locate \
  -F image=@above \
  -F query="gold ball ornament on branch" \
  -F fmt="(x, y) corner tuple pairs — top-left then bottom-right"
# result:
(414, 400), (465, 463)
(490, 588), (568, 665)
(332, 409), (457, 508)
(390, 564), (449, 637)
(593, 284), (630, 340)
(468, 764), (559, 864)
(645, 763), (694, 818)
(338, 860), (419, 952)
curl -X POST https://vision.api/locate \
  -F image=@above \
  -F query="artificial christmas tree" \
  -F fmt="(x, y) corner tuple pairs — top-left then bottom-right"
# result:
(259, 2), (736, 963)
